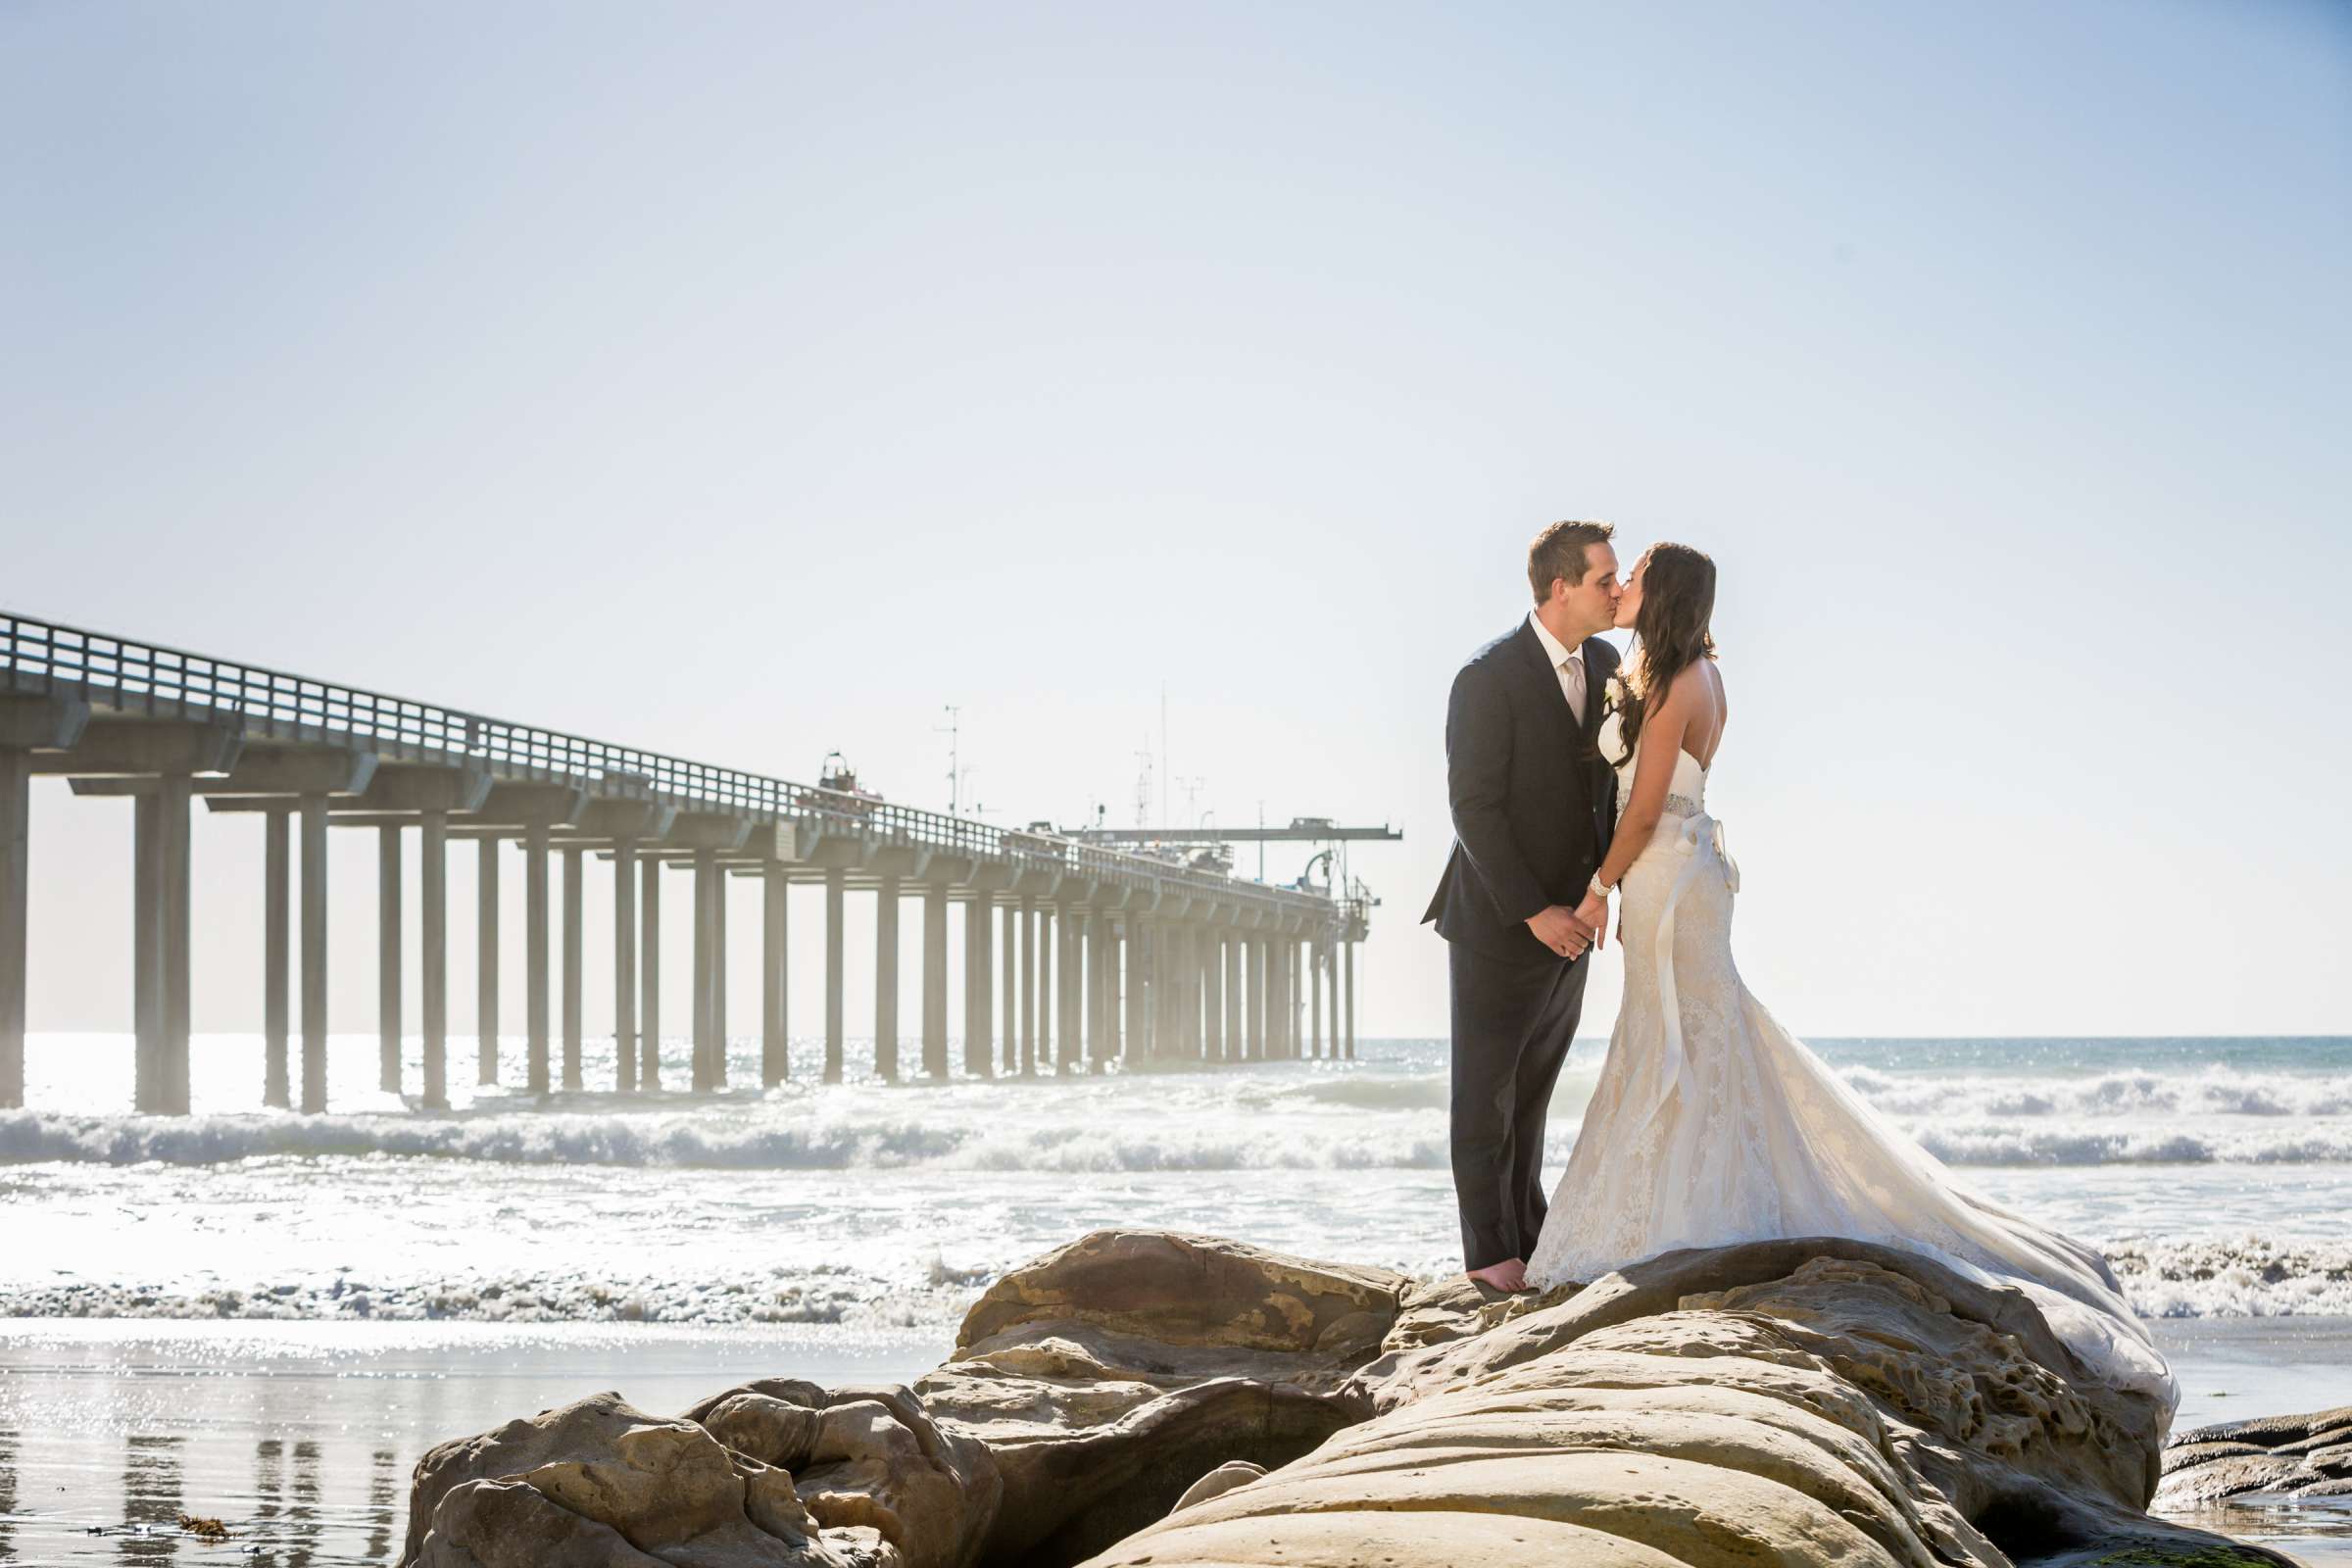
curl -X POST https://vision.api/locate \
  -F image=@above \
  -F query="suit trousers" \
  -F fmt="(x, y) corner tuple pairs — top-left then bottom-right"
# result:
(1447, 938), (1591, 1272)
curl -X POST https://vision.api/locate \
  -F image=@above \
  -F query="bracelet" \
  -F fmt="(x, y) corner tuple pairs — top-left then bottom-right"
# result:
(1587, 872), (1613, 901)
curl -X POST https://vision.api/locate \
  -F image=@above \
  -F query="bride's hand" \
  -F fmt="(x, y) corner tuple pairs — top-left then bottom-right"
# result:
(1574, 890), (1608, 950)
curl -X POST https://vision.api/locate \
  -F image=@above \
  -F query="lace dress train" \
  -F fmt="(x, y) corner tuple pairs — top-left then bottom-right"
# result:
(1523, 718), (2177, 1413)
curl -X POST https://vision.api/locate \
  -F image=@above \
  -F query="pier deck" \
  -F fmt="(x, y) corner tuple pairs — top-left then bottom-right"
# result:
(0, 612), (1367, 1112)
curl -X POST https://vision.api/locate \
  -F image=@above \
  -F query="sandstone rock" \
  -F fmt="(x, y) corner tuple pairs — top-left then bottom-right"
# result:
(2157, 1403), (2352, 1508)
(403, 1391), (858, 1568)
(406, 1231), (2302, 1568)
(953, 1229), (1407, 1372)
(1090, 1242), (2287, 1568)
(1169, 1460), (1262, 1511)
(678, 1381), (999, 1568)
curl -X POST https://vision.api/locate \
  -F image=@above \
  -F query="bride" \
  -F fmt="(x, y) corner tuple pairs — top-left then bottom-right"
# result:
(1521, 542), (2177, 1414)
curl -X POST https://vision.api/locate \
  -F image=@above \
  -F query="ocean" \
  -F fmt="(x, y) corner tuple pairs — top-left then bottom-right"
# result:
(5, 1032), (2351, 1564)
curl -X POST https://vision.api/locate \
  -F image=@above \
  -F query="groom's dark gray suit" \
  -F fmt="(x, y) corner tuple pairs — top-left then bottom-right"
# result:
(1423, 617), (1619, 1272)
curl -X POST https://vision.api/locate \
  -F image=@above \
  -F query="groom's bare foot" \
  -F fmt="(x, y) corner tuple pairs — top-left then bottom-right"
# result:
(1467, 1258), (1528, 1293)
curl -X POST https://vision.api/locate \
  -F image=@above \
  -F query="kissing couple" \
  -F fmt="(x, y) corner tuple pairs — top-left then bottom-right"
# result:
(1423, 519), (2175, 1410)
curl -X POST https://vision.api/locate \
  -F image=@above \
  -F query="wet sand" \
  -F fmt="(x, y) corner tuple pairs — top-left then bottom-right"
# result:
(3, 1315), (2351, 1565)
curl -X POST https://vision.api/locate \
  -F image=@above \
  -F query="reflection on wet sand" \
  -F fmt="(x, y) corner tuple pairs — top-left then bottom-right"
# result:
(364, 1450), (398, 1563)
(1, 1429), (18, 1561)
(248, 1437), (325, 1567)
(121, 1435), (184, 1565)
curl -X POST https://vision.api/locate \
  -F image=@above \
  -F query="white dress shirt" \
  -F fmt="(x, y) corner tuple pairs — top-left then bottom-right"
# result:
(1527, 610), (1588, 724)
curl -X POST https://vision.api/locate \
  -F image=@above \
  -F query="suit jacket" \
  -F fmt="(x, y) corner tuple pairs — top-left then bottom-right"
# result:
(1423, 618), (1620, 961)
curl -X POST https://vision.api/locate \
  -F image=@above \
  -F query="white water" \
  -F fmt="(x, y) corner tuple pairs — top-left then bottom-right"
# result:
(8, 1032), (2352, 1329)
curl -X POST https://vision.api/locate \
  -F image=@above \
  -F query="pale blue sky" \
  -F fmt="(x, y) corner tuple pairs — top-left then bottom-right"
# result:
(4, 0), (2346, 1042)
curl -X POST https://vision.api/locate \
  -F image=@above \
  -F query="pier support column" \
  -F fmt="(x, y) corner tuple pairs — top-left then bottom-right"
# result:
(1000, 902), (1015, 1076)
(1056, 907), (1080, 1073)
(1232, 930), (1250, 1067)
(612, 839), (637, 1094)
(264, 805), (290, 1107)
(1187, 926), (1205, 1059)
(561, 845), (583, 1091)
(690, 849), (715, 1093)
(921, 882), (948, 1080)
(380, 824), (403, 1094)
(0, 749), (24, 1109)
(1037, 906), (1054, 1071)
(761, 862), (787, 1087)
(1246, 937), (1264, 1060)
(133, 791), (162, 1111)
(476, 837), (499, 1087)
(1086, 917), (1103, 1067)
(300, 792), (329, 1113)
(823, 869), (846, 1083)
(711, 870), (728, 1088)
(639, 857), (661, 1091)
(1327, 938), (1342, 1062)
(1345, 938), (1356, 1059)
(420, 809), (448, 1110)
(964, 892), (992, 1077)
(1018, 899), (1036, 1076)
(163, 775), (192, 1114)
(1202, 929), (1223, 1060)
(525, 822), (551, 1096)
(1123, 920), (1147, 1066)
(873, 874), (899, 1083)
(1310, 939), (1324, 1060)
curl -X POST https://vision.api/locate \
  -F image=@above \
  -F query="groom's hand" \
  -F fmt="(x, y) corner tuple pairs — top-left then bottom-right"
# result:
(1526, 905), (1591, 959)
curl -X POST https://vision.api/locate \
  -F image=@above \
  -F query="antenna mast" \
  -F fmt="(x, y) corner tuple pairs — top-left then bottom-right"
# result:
(939, 705), (962, 814)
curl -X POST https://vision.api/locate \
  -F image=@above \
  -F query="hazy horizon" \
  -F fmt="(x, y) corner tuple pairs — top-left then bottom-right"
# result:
(5, 0), (2346, 1046)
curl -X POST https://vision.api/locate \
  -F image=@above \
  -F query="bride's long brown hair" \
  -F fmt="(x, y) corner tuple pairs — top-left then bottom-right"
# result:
(1611, 543), (1718, 767)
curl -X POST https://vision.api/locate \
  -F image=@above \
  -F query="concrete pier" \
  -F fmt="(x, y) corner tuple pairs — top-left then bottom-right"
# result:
(873, 873), (899, 1082)
(921, 882), (947, 1079)
(524, 821), (551, 1095)
(638, 855), (660, 1091)
(964, 892), (992, 1077)
(1309, 940), (1324, 1059)
(0, 612), (1368, 1114)
(1058, 906), (1082, 1073)
(561, 844), (583, 1092)
(999, 902), (1014, 1075)
(691, 849), (716, 1094)
(1018, 900), (1036, 1076)
(300, 793), (328, 1112)
(1232, 940), (1250, 1062)
(612, 837), (636, 1095)
(420, 808), (448, 1110)
(0, 749), (27, 1110)
(824, 868), (846, 1083)
(1345, 937), (1357, 1059)
(761, 861), (786, 1087)
(711, 866), (728, 1088)
(381, 825), (403, 1094)
(478, 837), (500, 1087)
(264, 805), (290, 1107)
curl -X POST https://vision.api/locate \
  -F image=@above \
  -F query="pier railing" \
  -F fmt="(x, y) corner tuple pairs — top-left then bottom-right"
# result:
(0, 612), (1331, 913)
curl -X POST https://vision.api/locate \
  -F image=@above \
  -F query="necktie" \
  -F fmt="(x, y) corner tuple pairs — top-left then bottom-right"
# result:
(1562, 655), (1586, 724)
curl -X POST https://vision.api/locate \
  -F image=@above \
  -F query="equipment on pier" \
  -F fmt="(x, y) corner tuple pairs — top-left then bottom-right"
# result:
(799, 751), (885, 817)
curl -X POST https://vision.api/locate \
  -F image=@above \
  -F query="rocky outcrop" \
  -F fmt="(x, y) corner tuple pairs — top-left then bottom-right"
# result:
(403, 1230), (2297, 1568)
(2158, 1404), (2352, 1505)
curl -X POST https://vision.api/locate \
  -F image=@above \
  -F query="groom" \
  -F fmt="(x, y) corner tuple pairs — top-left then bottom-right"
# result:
(1423, 519), (1622, 1292)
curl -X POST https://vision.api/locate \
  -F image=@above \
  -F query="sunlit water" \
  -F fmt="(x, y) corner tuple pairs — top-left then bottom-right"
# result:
(6, 1033), (2352, 1563)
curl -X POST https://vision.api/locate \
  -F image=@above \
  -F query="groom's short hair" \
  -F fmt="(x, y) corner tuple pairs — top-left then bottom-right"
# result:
(1528, 519), (1616, 602)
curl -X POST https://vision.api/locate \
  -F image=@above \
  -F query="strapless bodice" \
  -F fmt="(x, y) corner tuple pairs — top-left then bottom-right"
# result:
(1598, 710), (1708, 819)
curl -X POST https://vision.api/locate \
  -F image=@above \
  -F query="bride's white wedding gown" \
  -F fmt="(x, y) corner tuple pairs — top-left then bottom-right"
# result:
(1524, 709), (2178, 1412)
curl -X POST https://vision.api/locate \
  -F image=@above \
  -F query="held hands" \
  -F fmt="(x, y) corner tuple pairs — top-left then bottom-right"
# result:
(1525, 905), (1593, 960)
(1573, 889), (1609, 952)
